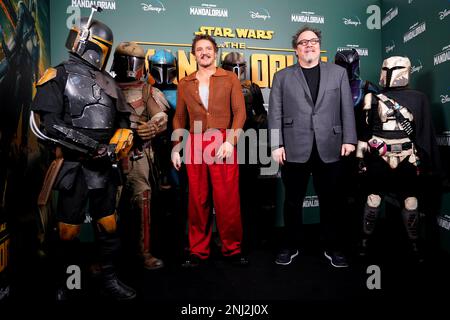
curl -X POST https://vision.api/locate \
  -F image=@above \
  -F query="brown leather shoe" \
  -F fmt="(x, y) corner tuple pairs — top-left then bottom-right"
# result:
(143, 253), (164, 270)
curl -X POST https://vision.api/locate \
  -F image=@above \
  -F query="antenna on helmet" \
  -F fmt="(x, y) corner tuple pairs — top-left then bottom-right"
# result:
(85, 5), (102, 29)
(77, 5), (102, 55)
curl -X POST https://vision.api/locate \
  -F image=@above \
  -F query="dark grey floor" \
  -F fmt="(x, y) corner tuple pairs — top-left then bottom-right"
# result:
(4, 214), (450, 317)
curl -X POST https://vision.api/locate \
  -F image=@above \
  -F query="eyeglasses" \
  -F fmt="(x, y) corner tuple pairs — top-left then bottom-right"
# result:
(297, 38), (320, 46)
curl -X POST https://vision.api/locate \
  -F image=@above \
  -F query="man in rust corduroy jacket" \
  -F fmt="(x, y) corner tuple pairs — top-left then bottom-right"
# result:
(172, 61), (246, 143)
(172, 34), (247, 266)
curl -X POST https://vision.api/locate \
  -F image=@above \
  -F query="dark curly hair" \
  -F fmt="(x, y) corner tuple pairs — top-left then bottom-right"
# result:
(191, 34), (218, 55)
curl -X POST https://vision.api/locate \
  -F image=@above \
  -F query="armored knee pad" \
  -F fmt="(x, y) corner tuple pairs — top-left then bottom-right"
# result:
(363, 194), (382, 235)
(58, 222), (81, 241)
(96, 213), (118, 234)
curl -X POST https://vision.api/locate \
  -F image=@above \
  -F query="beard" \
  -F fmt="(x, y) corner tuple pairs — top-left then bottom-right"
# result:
(197, 54), (214, 67)
(301, 51), (319, 65)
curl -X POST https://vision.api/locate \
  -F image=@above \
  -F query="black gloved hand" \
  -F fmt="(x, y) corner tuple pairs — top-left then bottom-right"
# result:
(93, 144), (109, 160)
(358, 158), (367, 174)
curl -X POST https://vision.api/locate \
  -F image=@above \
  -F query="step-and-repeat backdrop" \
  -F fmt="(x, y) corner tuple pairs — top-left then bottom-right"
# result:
(49, 1), (450, 249)
(2, 0), (448, 249)
(50, 0), (383, 225)
(50, 0), (383, 103)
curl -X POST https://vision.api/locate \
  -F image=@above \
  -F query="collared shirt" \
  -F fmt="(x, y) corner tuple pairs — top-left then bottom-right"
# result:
(173, 67), (246, 145)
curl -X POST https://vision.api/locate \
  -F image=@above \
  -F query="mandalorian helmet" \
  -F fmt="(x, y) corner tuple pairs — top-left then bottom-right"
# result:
(111, 42), (146, 82)
(222, 52), (246, 80)
(65, 17), (113, 70)
(379, 56), (411, 88)
(149, 49), (177, 85)
(334, 49), (360, 81)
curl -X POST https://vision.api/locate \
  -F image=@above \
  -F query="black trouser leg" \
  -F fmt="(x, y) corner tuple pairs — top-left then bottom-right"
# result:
(281, 162), (310, 250)
(240, 164), (260, 254)
(311, 151), (344, 252)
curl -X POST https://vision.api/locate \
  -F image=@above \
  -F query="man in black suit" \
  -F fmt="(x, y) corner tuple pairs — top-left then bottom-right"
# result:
(268, 26), (357, 268)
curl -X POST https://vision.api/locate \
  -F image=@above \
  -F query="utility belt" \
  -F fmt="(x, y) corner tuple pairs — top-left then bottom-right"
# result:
(386, 142), (413, 153)
(368, 137), (413, 156)
(368, 136), (419, 170)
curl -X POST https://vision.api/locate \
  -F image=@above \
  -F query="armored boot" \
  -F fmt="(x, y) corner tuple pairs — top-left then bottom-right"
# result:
(358, 203), (380, 257)
(136, 190), (164, 270)
(99, 264), (137, 300)
(96, 221), (136, 300)
(401, 207), (423, 263)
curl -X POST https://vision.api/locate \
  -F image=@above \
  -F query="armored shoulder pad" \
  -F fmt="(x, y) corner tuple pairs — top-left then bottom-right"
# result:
(36, 67), (57, 86)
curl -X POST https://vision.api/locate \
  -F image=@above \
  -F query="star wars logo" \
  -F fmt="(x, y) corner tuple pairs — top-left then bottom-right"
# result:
(195, 26), (274, 40)
(193, 25), (274, 50)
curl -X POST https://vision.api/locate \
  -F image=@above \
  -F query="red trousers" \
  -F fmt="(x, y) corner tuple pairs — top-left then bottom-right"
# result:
(185, 130), (242, 258)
